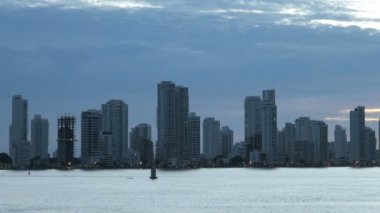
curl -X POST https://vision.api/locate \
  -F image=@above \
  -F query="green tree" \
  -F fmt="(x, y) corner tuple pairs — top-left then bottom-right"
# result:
(0, 153), (12, 164)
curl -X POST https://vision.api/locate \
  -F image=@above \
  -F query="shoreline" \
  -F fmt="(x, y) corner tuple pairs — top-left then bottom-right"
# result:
(1, 165), (379, 171)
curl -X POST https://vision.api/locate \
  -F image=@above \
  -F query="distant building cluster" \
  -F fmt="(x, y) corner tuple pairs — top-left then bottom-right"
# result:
(4, 81), (380, 169)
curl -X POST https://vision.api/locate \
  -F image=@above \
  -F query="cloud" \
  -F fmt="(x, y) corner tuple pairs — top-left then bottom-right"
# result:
(325, 117), (379, 122)
(325, 117), (349, 122)
(309, 19), (380, 31)
(0, 0), (163, 10)
(340, 108), (380, 114)
(1, 0), (380, 30)
(199, 8), (264, 15)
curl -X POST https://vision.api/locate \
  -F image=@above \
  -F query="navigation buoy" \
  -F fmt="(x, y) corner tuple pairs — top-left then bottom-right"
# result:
(150, 160), (157, 180)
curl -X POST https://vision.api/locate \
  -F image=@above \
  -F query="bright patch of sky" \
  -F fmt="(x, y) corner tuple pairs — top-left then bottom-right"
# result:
(1, 0), (380, 30)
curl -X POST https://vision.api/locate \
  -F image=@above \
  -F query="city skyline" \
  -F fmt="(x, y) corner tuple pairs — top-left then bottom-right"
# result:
(1, 0), (380, 155)
(3, 86), (380, 162)
(2, 1), (380, 212)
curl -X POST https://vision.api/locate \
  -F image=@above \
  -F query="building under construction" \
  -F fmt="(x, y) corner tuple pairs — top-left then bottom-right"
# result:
(57, 116), (76, 166)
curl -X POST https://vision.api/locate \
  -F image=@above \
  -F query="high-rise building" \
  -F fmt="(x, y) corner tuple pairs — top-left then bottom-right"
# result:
(278, 123), (296, 163)
(293, 117), (313, 164)
(185, 113), (200, 162)
(81, 110), (102, 165)
(156, 81), (189, 167)
(203, 117), (221, 159)
(130, 123), (153, 166)
(244, 96), (262, 162)
(334, 125), (347, 160)
(277, 130), (285, 162)
(57, 116), (76, 166)
(176, 86), (189, 164)
(311, 121), (328, 164)
(9, 95), (31, 168)
(283, 123), (296, 163)
(350, 106), (365, 162)
(364, 127), (376, 162)
(101, 100), (128, 166)
(99, 131), (114, 167)
(261, 89), (277, 162)
(220, 126), (234, 158)
(31, 114), (49, 160)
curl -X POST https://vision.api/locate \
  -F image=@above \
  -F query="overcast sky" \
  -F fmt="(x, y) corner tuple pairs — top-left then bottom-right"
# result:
(1, 0), (380, 155)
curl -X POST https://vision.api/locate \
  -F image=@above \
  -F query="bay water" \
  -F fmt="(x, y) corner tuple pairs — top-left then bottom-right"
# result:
(1, 168), (379, 212)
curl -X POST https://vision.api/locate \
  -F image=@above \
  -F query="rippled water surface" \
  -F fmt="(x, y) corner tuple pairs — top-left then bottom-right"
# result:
(1, 168), (380, 212)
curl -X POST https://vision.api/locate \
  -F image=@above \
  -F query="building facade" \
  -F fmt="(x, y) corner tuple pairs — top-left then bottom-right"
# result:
(81, 110), (102, 165)
(350, 106), (365, 162)
(156, 81), (189, 167)
(220, 126), (234, 158)
(311, 121), (328, 164)
(57, 116), (76, 166)
(31, 114), (49, 160)
(203, 117), (221, 159)
(261, 89), (278, 163)
(293, 117), (313, 164)
(334, 125), (348, 160)
(244, 96), (262, 162)
(9, 95), (31, 168)
(130, 123), (153, 166)
(364, 127), (376, 162)
(101, 100), (128, 166)
(185, 113), (201, 162)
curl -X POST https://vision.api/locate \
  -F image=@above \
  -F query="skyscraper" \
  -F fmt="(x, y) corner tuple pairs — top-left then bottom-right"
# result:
(99, 131), (114, 167)
(203, 117), (221, 159)
(278, 123), (296, 163)
(220, 126), (234, 158)
(350, 106), (365, 162)
(130, 123), (153, 166)
(81, 110), (102, 165)
(364, 127), (376, 162)
(185, 113), (200, 162)
(156, 81), (189, 167)
(9, 95), (31, 168)
(311, 121), (328, 164)
(57, 116), (76, 166)
(282, 123), (296, 163)
(261, 89), (277, 163)
(176, 86), (190, 164)
(101, 100), (128, 166)
(31, 114), (49, 160)
(293, 117), (313, 164)
(334, 125), (347, 160)
(244, 96), (262, 162)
